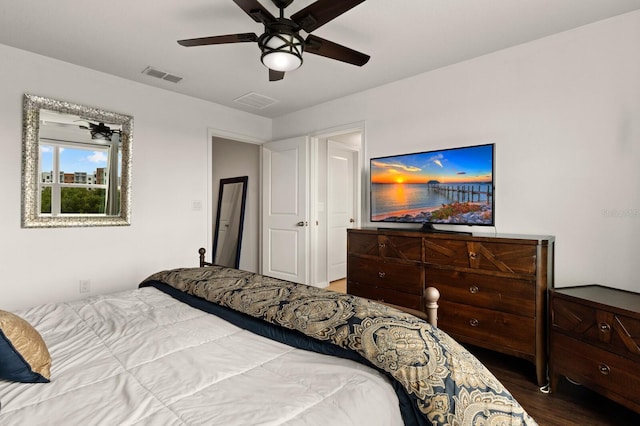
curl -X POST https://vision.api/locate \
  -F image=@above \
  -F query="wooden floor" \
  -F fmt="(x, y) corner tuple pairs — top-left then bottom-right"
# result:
(328, 279), (640, 426)
(327, 278), (347, 293)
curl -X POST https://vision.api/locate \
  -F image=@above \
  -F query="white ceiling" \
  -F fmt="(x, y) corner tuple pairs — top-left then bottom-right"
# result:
(1, 0), (639, 118)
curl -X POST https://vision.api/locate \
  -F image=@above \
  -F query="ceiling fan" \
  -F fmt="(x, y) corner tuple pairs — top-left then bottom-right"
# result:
(177, 0), (370, 81)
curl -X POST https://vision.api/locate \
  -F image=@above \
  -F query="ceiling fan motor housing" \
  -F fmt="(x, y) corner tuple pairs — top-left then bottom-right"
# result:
(258, 20), (305, 71)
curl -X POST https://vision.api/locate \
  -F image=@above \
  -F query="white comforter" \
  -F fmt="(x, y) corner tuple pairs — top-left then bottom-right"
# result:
(0, 287), (403, 425)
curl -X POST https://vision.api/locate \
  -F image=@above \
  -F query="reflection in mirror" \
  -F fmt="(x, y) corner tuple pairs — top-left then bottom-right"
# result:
(212, 176), (248, 268)
(22, 94), (133, 227)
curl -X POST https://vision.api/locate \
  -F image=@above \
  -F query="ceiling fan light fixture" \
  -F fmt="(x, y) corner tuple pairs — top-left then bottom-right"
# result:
(259, 30), (304, 72)
(91, 131), (112, 141)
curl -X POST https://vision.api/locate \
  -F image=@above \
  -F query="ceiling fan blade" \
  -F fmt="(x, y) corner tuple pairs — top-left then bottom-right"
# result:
(269, 69), (285, 81)
(291, 0), (366, 33)
(233, 0), (276, 24)
(305, 34), (369, 66)
(178, 33), (258, 47)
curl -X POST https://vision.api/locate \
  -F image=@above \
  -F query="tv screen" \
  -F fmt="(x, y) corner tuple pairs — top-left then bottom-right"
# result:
(370, 143), (494, 228)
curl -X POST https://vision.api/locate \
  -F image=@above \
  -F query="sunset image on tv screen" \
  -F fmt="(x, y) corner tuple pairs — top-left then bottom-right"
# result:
(370, 144), (494, 225)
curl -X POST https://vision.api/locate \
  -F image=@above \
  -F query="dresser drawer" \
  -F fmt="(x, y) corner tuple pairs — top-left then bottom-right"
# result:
(348, 281), (422, 311)
(428, 268), (535, 317)
(551, 332), (640, 408)
(348, 232), (422, 261)
(348, 232), (380, 256)
(348, 257), (423, 295)
(424, 238), (537, 275)
(438, 300), (535, 355)
(378, 235), (422, 261)
(552, 296), (640, 360)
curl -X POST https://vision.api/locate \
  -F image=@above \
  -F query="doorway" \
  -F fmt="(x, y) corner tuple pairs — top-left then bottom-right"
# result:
(326, 138), (359, 282)
(261, 125), (363, 288)
(209, 132), (263, 272)
(311, 128), (363, 287)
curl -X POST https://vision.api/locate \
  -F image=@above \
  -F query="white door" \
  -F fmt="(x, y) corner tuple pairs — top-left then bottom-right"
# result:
(327, 141), (356, 282)
(261, 136), (309, 283)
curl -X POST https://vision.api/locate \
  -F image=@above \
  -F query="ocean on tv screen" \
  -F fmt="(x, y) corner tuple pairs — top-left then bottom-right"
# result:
(370, 144), (494, 225)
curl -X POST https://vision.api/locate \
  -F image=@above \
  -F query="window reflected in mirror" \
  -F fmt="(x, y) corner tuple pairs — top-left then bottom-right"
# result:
(22, 94), (132, 228)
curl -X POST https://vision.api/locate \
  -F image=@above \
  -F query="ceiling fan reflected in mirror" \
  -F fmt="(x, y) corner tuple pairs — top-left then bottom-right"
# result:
(177, 0), (370, 81)
(77, 121), (121, 141)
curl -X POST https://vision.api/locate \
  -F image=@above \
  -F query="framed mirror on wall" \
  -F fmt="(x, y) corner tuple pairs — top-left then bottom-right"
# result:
(22, 94), (133, 228)
(212, 176), (248, 269)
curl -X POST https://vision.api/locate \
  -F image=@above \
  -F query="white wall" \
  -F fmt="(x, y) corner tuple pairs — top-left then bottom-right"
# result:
(2, 10), (639, 311)
(211, 137), (261, 272)
(0, 44), (271, 311)
(273, 11), (640, 293)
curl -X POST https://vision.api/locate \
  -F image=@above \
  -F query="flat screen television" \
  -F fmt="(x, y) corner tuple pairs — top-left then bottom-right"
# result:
(370, 143), (494, 231)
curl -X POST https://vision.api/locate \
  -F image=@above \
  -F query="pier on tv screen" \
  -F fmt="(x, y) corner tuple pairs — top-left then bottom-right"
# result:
(370, 143), (494, 226)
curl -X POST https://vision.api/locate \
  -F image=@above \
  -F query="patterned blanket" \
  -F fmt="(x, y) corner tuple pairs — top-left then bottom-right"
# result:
(141, 266), (536, 426)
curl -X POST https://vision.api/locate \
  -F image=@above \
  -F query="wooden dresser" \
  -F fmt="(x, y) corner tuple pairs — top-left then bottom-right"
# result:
(550, 285), (640, 413)
(347, 228), (554, 386)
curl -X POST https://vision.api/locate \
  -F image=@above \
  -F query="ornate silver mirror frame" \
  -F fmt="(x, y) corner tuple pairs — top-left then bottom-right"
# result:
(22, 94), (133, 227)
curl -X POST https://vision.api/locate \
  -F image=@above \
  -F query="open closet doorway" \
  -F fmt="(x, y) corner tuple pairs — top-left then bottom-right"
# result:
(261, 125), (363, 288)
(209, 130), (264, 273)
(312, 128), (363, 287)
(327, 138), (359, 281)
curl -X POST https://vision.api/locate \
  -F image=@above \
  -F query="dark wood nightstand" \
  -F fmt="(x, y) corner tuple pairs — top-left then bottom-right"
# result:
(550, 285), (640, 413)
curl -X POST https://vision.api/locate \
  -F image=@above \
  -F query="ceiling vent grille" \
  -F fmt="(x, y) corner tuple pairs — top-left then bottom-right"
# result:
(141, 66), (183, 83)
(233, 92), (278, 109)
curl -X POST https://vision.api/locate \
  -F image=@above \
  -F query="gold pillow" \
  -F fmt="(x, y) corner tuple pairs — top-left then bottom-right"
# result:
(0, 310), (51, 383)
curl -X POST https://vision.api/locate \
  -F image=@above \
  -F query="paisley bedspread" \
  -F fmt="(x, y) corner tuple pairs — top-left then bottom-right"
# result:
(141, 266), (537, 426)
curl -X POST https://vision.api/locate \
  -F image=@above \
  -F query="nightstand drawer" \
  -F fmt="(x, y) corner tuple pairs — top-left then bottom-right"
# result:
(348, 281), (422, 311)
(552, 295), (640, 359)
(428, 268), (535, 316)
(551, 333), (640, 408)
(438, 300), (535, 355)
(424, 238), (537, 275)
(348, 257), (423, 295)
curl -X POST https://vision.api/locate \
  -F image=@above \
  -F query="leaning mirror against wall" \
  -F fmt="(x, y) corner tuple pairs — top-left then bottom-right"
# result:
(22, 94), (133, 227)
(212, 176), (248, 268)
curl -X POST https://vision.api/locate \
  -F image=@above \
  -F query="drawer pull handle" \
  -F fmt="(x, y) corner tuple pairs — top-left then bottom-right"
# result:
(598, 363), (610, 376)
(599, 322), (611, 333)
(469, 285), (479, 294)
(469, 319), (479, 327)
(378, 243), (386, 249)
(468, 251), (477, 260)
(378, 271), (386, 278)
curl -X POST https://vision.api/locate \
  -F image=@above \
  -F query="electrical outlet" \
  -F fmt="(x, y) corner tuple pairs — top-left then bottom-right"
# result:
(79, 280), (91, 293)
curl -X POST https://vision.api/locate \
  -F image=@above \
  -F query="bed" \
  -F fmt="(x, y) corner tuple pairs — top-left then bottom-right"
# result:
(0, 251), (537, 425)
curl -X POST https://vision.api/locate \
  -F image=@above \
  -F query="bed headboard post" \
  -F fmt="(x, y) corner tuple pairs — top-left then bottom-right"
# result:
(198, 247), (212, 267)
(425, 287), (440, 328)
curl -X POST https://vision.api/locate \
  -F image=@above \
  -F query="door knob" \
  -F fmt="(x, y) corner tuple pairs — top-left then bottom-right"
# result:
(296, 221), (308, 227)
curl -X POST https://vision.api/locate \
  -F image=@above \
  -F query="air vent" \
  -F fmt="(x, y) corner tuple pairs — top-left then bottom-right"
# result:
(233, 92), (278, 109)
(141, 66), (183, 83)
